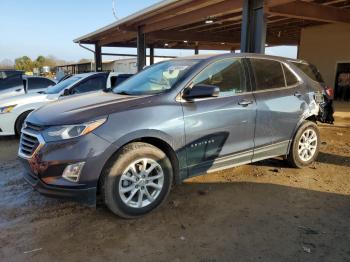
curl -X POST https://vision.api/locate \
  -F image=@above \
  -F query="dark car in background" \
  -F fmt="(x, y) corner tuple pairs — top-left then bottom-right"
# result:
(0, 70), (56, 100)
(19, 53), (332, 218)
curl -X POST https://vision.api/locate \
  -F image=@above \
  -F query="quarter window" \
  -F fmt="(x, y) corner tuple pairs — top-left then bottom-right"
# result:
(283, 64), (299, 86)
(250, 59), (285, 91)
(192, 58), (246, 97)
(291, 62), (324, 83)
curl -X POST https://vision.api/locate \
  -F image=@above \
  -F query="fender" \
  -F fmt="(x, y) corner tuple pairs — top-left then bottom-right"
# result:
(98, 129), (186, 184)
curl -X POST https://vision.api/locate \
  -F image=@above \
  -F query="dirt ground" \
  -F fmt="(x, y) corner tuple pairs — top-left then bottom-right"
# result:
(0, 104), (349, 262)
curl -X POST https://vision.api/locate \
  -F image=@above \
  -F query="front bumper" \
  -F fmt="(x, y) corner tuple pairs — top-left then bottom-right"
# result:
(18, 131), (116, 206)
(21, 160), (97, 206)
(0, 113), (17, 136)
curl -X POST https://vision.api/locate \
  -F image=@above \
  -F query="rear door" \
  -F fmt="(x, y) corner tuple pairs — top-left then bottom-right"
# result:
(249, 58), (306, 161)
(182, 57), (256, 175)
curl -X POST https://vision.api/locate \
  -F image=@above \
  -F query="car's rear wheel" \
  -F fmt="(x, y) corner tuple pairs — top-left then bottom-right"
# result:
(101, 142), (173, 218)
(287, 121), (320, 168)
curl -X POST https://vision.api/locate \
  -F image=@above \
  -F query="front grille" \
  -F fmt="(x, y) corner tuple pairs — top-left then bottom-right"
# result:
(19, 132), (40, 157)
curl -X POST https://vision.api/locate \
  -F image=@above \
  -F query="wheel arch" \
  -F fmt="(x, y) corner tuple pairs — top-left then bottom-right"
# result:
(287, 113), (318, 156)
(14, 109), (34, 135)
(97, 135), (182, 196)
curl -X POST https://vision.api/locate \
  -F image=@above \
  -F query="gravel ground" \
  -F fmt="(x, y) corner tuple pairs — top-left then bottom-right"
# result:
(0, 114), (349, 262)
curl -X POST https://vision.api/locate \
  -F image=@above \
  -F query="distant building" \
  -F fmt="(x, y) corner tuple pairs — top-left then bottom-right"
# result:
(56, 57), (172, 75)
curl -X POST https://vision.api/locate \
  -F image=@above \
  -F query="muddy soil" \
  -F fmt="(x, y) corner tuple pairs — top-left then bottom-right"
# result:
(0, 116), (349, 262)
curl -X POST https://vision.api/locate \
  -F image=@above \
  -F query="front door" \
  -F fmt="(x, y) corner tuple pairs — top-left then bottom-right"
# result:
(181, 58), (256, 176)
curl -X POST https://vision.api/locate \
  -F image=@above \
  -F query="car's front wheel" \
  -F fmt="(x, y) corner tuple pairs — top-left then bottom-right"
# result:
(101, 142), (173, 218)
(287, 121), (320, 168)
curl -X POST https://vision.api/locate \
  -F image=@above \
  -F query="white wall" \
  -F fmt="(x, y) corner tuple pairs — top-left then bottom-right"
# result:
(102, 57), (171, 74)
(299, 23), (350, 87)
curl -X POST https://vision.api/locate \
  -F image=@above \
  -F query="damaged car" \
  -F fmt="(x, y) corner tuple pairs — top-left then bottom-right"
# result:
(18, 54), (333, 218)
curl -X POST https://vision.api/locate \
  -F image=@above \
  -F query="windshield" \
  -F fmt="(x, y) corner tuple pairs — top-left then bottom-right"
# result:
(113, 60), (198, 95)
(46, 76), (82, 94)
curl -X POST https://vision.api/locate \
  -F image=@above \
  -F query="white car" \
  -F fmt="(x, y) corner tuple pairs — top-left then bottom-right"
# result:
(0, 72), (132, 136)
(0, 71), (56, 100)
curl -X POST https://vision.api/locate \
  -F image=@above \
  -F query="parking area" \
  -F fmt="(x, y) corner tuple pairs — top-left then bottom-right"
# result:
(1, 108), (349, 262)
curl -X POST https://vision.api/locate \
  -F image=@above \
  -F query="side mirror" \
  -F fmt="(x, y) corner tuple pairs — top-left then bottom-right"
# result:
(183, 84), (220, 100)
(63, 89), (70, 96)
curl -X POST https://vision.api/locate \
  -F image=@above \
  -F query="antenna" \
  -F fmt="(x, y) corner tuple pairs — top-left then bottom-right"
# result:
(112, 0), (119, 20)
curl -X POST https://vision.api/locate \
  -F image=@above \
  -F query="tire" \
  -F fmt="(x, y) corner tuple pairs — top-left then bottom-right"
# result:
(287, 121), (320, 168)
(101, 142), (173, 218)
(15, 111), (32, 136)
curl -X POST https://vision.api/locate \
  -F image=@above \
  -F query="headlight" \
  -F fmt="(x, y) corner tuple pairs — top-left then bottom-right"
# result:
(0, 105), (17, 114)
(42, 117), (107, 141)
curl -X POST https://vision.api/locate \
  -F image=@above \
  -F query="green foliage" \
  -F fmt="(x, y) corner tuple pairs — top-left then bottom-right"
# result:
(14, 55), (61, 72)
(35, 55), (46, 68)
(15, 56), (33, 72)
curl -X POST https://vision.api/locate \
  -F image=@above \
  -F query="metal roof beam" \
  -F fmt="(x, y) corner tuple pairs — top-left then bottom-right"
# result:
(141, 0), (243, 33)
(268, 0), (350, 24)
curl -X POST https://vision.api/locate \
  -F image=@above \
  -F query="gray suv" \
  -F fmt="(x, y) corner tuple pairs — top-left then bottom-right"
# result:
(19, 54), (331, 218)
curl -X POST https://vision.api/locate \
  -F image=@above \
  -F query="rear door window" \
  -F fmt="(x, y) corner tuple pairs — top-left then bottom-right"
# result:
(250, 59), (285, 91)
(0, 72), (23, 91)
(27, 78), (55, 90)
(72, 76), (106, 94)
(192, 58), (247, 97)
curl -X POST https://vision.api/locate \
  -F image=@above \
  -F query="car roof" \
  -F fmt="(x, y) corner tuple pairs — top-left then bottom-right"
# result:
(22, 75), (54, 80)
(172, 53), (306, 64)
(72, 72), (108, 78)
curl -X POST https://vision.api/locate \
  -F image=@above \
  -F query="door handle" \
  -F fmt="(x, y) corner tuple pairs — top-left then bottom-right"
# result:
(294, 91), (302, 97)
(238, 99), (253, 107)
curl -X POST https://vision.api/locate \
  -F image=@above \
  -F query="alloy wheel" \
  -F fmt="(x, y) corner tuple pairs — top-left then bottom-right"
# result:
(118, 158), (164, 208)
(298, 128), (318, 162)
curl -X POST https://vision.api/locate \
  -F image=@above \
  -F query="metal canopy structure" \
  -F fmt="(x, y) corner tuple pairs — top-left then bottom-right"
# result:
(74, 0), (350, 71)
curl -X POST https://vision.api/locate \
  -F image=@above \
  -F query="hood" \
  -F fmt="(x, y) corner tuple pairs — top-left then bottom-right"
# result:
(0, 92), (49, 107)
(27, 91), (152, 126)
(0, 91), (21, 100)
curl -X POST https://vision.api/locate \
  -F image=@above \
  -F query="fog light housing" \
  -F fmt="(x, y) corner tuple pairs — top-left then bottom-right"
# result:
(62, 162), (85, 182)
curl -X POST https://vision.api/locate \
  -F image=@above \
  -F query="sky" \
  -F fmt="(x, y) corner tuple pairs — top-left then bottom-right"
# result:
(0, 0), (297, 63)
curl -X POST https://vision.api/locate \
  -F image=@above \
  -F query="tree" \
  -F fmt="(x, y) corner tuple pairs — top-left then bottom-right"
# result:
(15, 56), (34, 72)
(0, 59), (14, 69)
(35, 55), (46, 68)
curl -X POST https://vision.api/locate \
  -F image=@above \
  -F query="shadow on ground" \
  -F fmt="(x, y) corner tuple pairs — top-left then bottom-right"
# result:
(1, 177), (349, 262)
(317, 152), (350, 167)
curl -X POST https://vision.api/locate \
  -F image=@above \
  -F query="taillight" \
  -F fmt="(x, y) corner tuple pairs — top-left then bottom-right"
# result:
(325, 87), (334, 99)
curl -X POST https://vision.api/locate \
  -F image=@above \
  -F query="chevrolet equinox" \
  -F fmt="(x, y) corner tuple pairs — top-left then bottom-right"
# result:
(19, 54), (332, 218)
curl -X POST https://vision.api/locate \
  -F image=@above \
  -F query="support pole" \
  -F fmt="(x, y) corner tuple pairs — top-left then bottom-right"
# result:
(149, 45), (154, 65)
(194, 42), (199, 55)
(240, 0), (266, 53)
(94, 43), (102, 72)
(137, 27), (146, 72)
